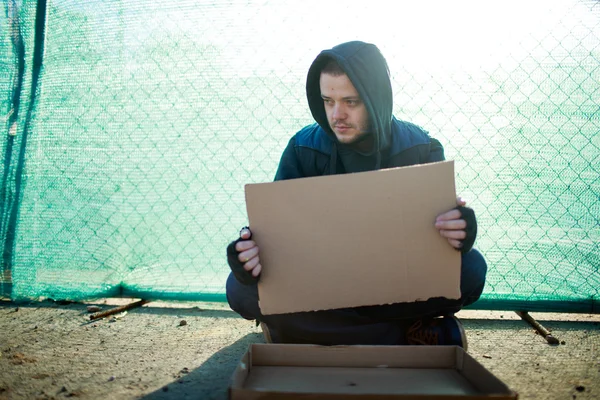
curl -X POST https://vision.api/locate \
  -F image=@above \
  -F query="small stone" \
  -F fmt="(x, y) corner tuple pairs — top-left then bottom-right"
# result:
(576, 386), (585, 392)
(108, 318), (117, 323)
(180, 367), (189, 374)
(561, 341), (566, 345)
(87, 305), (102, 313)
(482, 354), (492, 359)
(179, 320), (187, 326)
(108, 376), (115, 382)
(60, 386), (68, 393)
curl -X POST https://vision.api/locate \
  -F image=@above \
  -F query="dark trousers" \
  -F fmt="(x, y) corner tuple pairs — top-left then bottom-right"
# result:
(226, 248), (487, 345)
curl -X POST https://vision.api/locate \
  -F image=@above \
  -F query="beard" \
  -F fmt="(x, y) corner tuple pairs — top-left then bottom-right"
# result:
(331, 121), (371, 143)
(330, 123), (374, 153)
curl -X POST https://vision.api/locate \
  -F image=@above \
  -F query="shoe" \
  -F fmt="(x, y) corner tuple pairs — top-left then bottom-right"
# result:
(260, 322), (273, 343)
(405, 316), (468, 350)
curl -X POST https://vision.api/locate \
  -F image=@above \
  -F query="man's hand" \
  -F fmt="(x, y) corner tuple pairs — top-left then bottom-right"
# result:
(236, 227), (262, 277)
(435, 196), (468, 250)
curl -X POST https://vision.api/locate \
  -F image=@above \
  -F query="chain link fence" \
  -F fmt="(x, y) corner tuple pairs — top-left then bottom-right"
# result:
(1, 0), (599, 312)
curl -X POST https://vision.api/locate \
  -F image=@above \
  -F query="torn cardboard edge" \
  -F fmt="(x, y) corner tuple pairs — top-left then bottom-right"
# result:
(244, 160), (461, 315)
(229, 344), (518, 399)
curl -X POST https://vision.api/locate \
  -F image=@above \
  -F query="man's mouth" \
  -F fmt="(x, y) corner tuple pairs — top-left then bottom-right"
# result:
(334, 124), (352, 131)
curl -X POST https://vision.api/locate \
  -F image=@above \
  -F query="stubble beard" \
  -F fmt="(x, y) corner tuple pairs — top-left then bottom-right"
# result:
(332, 121), (372, 146)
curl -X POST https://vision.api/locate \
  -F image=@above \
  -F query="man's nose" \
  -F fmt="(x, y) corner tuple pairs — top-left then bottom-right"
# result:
(332, 104), (346, 120)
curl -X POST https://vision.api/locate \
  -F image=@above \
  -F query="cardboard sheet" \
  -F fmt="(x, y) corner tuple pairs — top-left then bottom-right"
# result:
(244, 160), (461, 315)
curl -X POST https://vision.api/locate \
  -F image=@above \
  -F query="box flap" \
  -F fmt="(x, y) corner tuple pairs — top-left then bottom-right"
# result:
(229, 347), (251, 391)
(250, 344), (457, 368)
(460, 351), (517, 396)
(244, 161), (460, 315)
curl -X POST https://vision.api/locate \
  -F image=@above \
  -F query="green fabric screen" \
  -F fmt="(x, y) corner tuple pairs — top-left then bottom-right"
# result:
(1, 0), (599, 312)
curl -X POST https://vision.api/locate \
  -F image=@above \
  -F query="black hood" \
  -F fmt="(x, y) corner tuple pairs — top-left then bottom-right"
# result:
(306, 41), (393, 157)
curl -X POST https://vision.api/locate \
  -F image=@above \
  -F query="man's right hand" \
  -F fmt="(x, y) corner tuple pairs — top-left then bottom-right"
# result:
(236, 227), (262, 277)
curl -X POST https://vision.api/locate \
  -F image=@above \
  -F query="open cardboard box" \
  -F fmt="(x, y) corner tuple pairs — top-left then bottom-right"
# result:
(230, 344), (518, 399)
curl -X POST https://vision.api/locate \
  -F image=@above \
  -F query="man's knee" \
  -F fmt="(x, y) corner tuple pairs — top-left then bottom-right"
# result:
(460, 248), (488, 304)
(226, 272), (260, 320)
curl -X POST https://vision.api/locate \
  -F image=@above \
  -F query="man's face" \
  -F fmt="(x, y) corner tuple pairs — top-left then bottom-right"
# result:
(319, 73), (370, 146)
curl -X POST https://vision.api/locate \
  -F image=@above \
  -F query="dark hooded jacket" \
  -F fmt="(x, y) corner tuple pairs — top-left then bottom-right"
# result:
(227, 41), (477, 285)
(275, 40), (445, 180)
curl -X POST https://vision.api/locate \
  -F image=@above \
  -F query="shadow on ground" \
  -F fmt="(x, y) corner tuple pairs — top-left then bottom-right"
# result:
(141, 334), (261, 400)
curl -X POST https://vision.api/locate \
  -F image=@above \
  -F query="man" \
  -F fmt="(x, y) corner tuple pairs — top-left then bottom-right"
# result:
(226, 41), (487, 348)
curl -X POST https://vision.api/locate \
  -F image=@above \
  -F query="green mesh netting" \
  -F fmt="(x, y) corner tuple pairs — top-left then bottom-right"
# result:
(1, 0), (599, 312)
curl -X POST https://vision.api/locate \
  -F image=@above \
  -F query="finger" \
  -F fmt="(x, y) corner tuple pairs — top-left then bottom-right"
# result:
(251, 263), (262, 277)
(447, 238), (463, 249)
(436, 209), (462, 222)
(456, 196), (467, 206)
(439, 229), (467, 240)
(238, 246), (259, 263)
(243, 256), (260, 271)
(435, 219), (466, 230)
(235, 240), (256, 252)
(240, 227), (252, 240)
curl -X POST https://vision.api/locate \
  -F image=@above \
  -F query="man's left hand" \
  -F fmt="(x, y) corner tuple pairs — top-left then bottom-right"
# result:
(435, 196), (468, 250)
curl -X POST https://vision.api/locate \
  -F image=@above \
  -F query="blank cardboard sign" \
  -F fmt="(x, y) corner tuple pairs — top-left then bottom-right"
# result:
(244, 160), (461, 315)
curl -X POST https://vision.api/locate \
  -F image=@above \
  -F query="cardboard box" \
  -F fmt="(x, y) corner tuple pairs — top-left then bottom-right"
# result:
(244, 161), (461, 315)
(230, 344), (518, 399)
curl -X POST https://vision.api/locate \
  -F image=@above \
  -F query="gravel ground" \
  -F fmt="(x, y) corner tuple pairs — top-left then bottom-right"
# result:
(0, 299), (598, 400)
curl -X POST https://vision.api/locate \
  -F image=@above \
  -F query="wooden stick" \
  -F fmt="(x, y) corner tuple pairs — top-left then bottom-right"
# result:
(516, 311), (560, 345)
(90, 299), (150, 320)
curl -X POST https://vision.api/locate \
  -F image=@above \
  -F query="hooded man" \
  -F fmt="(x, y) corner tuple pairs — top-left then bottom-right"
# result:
(226, 41), (487, 348)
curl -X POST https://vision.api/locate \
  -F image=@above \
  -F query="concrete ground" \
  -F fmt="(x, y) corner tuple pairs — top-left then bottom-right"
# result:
(0, 299), (598, 399)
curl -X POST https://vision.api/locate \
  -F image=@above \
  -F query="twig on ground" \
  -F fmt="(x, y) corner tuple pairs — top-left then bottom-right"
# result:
(516, 311), (560, 345)
(89, 299), (150, 321)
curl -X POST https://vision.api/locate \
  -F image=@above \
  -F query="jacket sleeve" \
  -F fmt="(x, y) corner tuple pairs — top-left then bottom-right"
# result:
(427, 138), (477, 252)
(227, 137), (303, 285)
(274, 136), (304, 181)
(427, 137), (446, 163)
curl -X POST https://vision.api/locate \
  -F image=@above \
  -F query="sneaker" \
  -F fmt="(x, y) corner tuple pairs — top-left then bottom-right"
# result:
(260, 322), (273, 343)
(405, 316), (468, 350)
